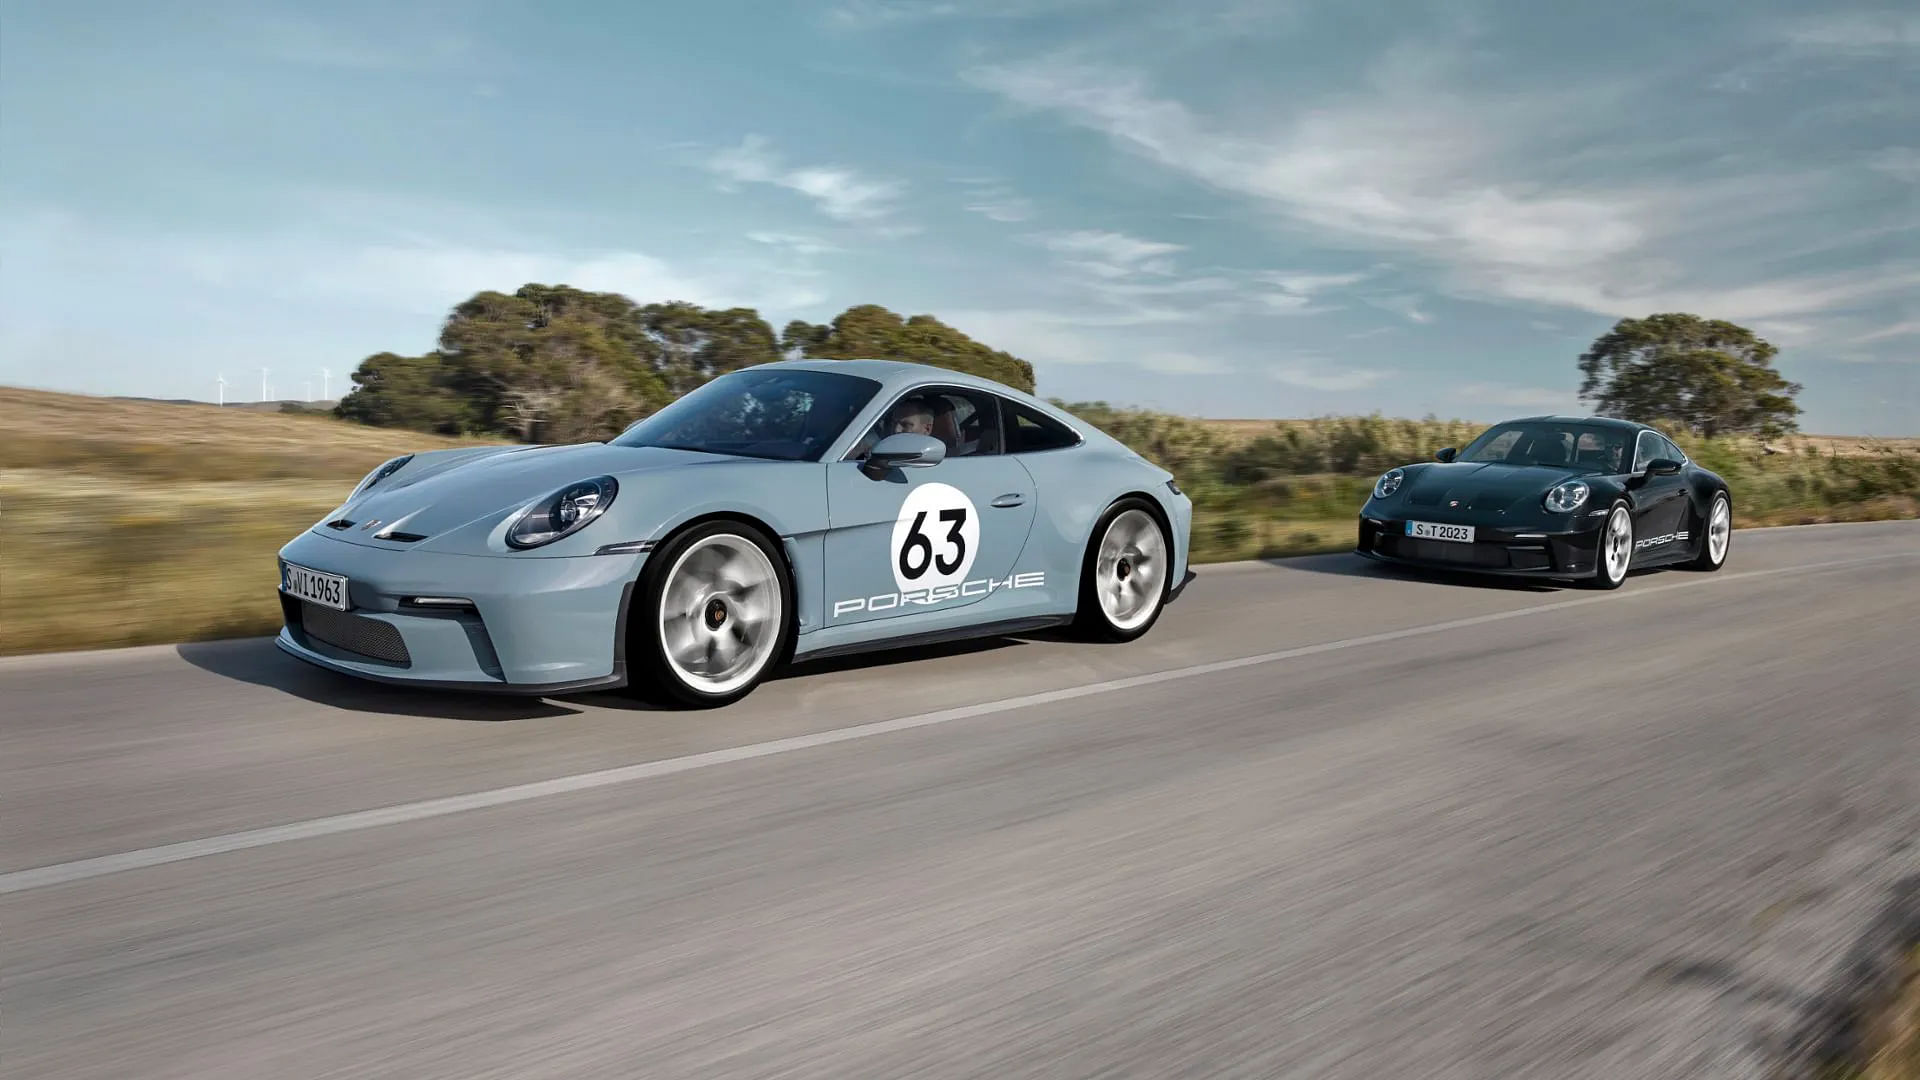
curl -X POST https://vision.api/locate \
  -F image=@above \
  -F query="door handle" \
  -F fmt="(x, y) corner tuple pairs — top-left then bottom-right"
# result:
(990, 493), (1026, 508)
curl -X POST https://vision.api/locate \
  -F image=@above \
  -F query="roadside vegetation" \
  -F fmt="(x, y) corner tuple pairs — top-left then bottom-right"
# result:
(3, 385), (1913, 656)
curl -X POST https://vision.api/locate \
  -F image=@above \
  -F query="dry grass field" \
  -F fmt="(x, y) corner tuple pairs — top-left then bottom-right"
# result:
(0, 388), (507, 654)
(3, 386), (1915, 655)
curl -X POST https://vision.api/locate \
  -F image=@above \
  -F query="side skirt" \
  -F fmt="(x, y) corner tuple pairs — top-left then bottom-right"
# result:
(791, 614), (1073, 664)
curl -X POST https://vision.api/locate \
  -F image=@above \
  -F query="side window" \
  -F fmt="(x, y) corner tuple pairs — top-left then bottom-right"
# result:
(1002, 400), (1080, 453)
(1632, 431), (1657, 472)
(1658, 434), (1686, 463)
(849, 387), (1003, 460)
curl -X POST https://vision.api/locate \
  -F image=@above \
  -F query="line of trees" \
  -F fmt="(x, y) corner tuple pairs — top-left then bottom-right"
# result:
(333, 285), (1033, 443)
(333, 283), (1804, 444)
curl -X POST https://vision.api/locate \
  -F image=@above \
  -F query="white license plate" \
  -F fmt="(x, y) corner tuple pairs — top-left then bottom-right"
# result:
(1406, 521), (1475, 543)
(281, 562), (349, 611)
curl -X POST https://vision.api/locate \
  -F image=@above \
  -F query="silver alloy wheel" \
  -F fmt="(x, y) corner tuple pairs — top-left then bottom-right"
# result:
(1095, 508), (1166, 631)
(1603, 505), (1633, 584)
(1708, 496), (1731, 564)
(658, 533), (783, 696)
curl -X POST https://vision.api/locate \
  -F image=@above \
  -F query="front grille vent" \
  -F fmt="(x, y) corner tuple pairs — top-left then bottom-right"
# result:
(326, 518), (355, 530)
(299, 602), (412, 666)
(377, 531), (427, 543)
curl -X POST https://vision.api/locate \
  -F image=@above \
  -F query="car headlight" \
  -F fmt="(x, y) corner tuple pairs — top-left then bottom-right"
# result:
(506, 476), (618, 549)
(349, 454), (413, 501)
(1544, 480), (1590, 513)
(1373, 468), (1404, 499)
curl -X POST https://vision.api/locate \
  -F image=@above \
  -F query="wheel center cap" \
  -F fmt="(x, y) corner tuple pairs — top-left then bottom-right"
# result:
(1116, 559), (1132, 580)
(705, 600), (727, 630)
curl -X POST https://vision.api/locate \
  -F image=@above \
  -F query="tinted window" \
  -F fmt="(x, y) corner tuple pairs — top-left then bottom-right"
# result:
(1657, 434), (1686, 463)
(613, 367), (881, 461)
(1460, 421), (1631, 472)
(1002, 400), (1080, 453)
(848, 387), (1004, 460)
(1632, 431), (1658, 471)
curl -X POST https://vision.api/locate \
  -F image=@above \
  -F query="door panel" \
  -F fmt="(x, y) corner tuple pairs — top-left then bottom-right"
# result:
(823, 457), (1038, 627)
(1629, 434), (1690, 561)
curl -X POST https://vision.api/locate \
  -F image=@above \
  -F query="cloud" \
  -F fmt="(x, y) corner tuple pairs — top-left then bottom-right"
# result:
(954, 178), (1037, 222)
(1034, 229), (1185, 271)
(1869, 147), (1920, 183)
(1259, 269), (1374, 296)
(962, 56), (1911, 331)
(746, 231), (842, 256)
(826, 0), (1113, 29)
(707, 135), (905, 223)
(1140, 350), (1233, 375)
(1365, 293), (1433, 324)
(1269, 362), (1390, 391)
(1850, 319), (1920, 344)
(1452, 382), (1578, 410)
(4, 209), (831, 324)
(1777, 12), (1920, 55)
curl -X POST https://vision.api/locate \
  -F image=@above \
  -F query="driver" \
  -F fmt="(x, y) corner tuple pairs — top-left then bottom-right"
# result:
(852, 398), (937, 460)
(887, 399), (936, 437)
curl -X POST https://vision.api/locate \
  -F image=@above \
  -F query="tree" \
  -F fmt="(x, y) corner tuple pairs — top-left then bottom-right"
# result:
(640, 301), (782, 397)
(333, 285), (783, 442)
(782, 304), (1037, 393)
(1577, 313), (1802, 438)
(332, 352), (473, 435)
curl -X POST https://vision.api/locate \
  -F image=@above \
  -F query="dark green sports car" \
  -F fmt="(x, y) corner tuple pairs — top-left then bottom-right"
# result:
(1355, 415), (1733, 589)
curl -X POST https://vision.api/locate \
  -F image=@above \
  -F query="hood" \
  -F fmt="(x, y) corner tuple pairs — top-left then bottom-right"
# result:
(1401, 461), (1588, 512)
(319, 442), (736, 548)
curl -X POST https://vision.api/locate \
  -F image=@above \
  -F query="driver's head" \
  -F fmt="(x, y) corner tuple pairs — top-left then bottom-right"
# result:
(889, 399), (935, 436)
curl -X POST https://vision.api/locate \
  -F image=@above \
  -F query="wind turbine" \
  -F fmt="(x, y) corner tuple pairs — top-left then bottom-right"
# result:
(216, 372), (227, 407)
(321, 368), (332, 400)
(304, 380), (313, 402)
(260, 367), (270, 403)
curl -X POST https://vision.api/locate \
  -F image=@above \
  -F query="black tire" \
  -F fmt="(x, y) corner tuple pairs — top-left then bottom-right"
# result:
(628, 519), (793, 709)
(1688, 491), (1732, 571)
(1584, 501), (1633, 590)
(1072, 497), (1172, 642)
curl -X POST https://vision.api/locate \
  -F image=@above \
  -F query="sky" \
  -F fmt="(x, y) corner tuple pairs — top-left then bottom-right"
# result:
(1, 0), (1914, 433)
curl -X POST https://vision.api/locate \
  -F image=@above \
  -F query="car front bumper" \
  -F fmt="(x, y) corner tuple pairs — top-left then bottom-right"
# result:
(274, 530), (643, 694)
(1353, 513), (1606, 579)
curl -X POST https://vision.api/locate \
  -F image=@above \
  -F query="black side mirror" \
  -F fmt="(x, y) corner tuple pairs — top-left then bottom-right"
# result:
(1646, 457), (1682, 475)
(861, 433), (946, 479)
(1434, 447), (1457, 463)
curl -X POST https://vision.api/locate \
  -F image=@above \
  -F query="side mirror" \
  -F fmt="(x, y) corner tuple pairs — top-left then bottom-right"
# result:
(1646, 457), (1682, 475)
(1434, 447), (1457, 463)
(862, 433), (945, 478)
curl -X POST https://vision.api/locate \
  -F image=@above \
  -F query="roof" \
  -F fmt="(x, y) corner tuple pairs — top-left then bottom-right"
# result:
(1511, 414), (1653, 432)
(755, 357), (1032, 397)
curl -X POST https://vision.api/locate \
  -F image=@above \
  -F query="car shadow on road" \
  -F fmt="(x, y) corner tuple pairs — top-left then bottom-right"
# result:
(1251, 550), (1566, 593)
(568, 634), (1033, 712)
(175, 638), (591, 721)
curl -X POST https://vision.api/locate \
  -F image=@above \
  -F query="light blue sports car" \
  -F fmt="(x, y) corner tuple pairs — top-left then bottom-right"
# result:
(275, 359), (1194, 706)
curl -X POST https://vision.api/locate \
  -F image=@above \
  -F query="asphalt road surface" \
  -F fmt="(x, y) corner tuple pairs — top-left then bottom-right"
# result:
(4, 521), (1917, 1079)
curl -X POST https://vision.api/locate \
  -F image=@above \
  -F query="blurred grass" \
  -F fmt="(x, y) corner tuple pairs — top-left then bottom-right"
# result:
(0, 387), (506, 655)
(2, 387), (1915, 655)
(1062, 403), (1920, 564)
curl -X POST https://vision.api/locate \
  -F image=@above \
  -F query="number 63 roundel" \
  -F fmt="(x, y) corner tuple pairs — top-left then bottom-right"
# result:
(889, 482), (981, 593)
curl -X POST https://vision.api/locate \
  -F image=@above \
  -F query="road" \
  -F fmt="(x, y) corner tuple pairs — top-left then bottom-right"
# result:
(3, 521), (1916, 1079)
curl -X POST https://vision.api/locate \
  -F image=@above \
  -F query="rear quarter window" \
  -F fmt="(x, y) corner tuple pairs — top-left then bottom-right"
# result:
(1001, 400), (1081, 453)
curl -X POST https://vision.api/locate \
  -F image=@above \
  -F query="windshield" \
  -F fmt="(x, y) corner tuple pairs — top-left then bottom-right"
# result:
(612, 367), (882, 461)
(1458, 421), (1632, 473)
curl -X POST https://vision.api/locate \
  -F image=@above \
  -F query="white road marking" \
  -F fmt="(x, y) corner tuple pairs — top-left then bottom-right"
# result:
(1, 550), (1912, 896)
